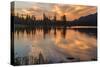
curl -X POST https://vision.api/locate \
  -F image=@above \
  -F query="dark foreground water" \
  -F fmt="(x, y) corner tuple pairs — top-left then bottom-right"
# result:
(13, 27), (97, 65)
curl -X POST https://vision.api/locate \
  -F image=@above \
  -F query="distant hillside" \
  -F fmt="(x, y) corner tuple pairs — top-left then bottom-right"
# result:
(69, 13), (97, 26)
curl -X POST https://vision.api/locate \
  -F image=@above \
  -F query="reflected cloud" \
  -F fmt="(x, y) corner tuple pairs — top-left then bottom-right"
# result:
(14, 28), (97, 61)
(54, 29), (97, 60)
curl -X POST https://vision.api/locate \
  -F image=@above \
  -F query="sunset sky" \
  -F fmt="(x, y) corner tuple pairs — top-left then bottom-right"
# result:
(13, 1), (97, 21)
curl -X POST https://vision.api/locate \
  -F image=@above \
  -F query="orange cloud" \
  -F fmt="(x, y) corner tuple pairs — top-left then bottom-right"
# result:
(52, 5), (62, 15)
(14, 2), (97, 21)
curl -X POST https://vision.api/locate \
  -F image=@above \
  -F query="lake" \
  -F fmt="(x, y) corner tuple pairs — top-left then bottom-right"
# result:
(13, 27), (97, 65)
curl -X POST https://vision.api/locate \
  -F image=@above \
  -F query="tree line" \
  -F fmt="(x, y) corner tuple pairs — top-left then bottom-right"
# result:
(11, 13), (97, 28)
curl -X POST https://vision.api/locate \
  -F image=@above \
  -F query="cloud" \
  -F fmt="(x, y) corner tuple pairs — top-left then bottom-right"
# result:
(15, 2), (97, 21)
(21, 9), (31, 14)
(51, 5), (62, 14)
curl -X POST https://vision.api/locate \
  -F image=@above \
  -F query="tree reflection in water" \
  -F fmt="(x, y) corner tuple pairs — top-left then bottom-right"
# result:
(13, 27), (97, 65)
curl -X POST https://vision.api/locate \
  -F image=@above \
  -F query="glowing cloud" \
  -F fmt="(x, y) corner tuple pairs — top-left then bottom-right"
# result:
(14, 2), (97, 21)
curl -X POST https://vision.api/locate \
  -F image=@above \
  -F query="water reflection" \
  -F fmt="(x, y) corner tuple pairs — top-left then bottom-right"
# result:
(14, 28), (97, 65)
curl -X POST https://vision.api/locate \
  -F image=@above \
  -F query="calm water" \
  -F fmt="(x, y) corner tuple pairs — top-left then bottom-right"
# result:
(14, 28), (97, 64)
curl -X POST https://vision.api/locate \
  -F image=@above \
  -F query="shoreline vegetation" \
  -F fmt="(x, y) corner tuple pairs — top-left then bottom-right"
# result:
(12, 12), (97, 38)
(12, 13), (97, 28)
